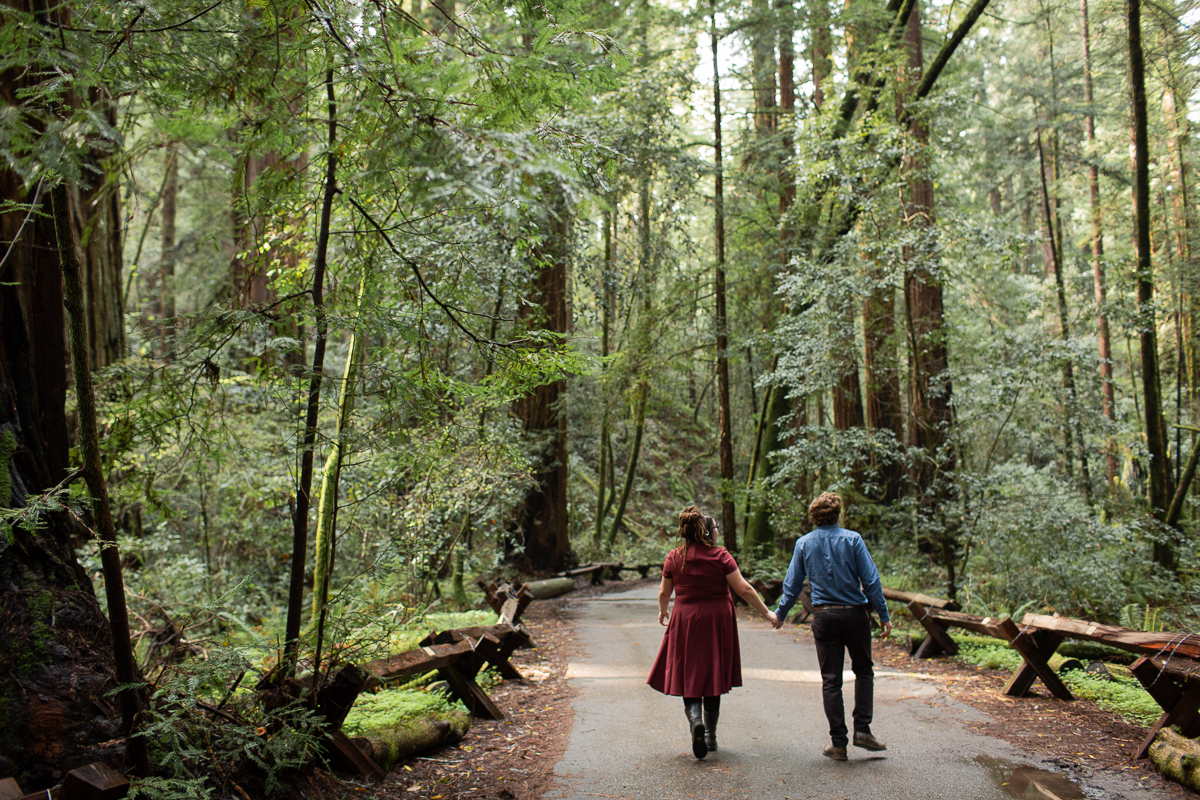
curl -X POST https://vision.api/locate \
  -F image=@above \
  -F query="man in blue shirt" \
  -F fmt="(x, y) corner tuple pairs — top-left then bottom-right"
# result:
(774, 492), (891, 761)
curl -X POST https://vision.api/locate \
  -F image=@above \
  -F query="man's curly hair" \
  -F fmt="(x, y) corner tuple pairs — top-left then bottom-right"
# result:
(808, 492), (842, 527)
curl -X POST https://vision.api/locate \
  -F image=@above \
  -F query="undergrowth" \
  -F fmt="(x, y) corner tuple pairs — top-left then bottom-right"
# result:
(948, 635), (1161, 727)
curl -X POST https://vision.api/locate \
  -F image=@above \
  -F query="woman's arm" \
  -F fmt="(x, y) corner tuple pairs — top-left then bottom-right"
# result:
(726, 569), (781, 627)
(658, 577), (674, 626)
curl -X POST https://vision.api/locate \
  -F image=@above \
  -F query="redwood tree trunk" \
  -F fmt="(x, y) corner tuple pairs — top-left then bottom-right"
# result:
(0, 13), (126, 780)
(863, 271), (905, 501)
(515, 188), (571, 572)
(900, 3), (955, 504)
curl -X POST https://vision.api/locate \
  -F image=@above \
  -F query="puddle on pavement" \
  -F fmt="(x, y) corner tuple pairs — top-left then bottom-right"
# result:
(977, 755), (1086, 800)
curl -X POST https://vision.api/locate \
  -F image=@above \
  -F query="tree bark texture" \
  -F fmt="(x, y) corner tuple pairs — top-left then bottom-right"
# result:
(0, 97), (126, 786)
(1127, 0), (1174, 565)
(312, 277), (365, 621)
(899, 3), (954, 500)
(157, 143), (179, 358)
(1081, 0), (1117, 493)
(515, 188), (571, 572)
(51, 181), (147, 775)
(862, 271), (905, 502)
(744, 383), (789, 558)
(810, 0), (832, 109)
(1036, 131), (1092, 503)
(712, 14), (737, 551)
(750, 0), (777, 139)
(284, 71), (336, 666)
(71, 89), (125, 370)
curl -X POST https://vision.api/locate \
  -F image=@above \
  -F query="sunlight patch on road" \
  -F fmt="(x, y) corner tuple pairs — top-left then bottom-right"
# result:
(565, 663), (941, 682)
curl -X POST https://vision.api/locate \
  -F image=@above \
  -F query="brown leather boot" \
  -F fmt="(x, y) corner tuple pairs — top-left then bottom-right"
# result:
(823, 744), (848, 761)
(853, 731), (887, 751)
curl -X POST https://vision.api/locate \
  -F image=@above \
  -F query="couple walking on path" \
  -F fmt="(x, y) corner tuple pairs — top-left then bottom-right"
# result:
(645, 492), (892, 761)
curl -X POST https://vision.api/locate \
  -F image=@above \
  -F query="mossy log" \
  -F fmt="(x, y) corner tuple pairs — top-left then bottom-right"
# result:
(356, 710), (471, 770)
(523, 577), (575, 599)
(1148, 728), (1200, 792)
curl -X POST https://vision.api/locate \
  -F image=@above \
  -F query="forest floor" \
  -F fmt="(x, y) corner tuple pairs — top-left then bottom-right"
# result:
(343, 578), (1197, 800)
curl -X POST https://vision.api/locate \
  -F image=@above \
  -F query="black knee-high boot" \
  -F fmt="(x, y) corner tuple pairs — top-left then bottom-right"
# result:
(683, 697), (707, 759)
(702, 696), (720, 751)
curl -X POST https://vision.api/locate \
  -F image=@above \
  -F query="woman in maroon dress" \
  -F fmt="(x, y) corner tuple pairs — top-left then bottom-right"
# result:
(647, 507), (780, 759)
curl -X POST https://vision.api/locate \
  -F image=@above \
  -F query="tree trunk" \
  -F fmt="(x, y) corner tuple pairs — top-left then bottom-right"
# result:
(595, 206), (613, 544)
(312, 277), (366, 622)
(744, 383), (789, 559)
(1036, 130), (1093, 503)
(712, 11), (737, 550)
(607, 380), (648, 548)
(284, 70), (336, 669)
(0, 107), (127, 784)
(51, 182), (146, 774)
(862, 271), (904, 502)
(810, 0), (832, 110)
(73, 90), (125, 370)
(1127, 0), (1174, 567)
(1081, 0), (1117, 494)
(750, 0), (777, 139)
(1161, 56), (1195, 442)
(899, 3), (954, 504)
(515, 187), (571, 572)
(157, 143), (179, 359)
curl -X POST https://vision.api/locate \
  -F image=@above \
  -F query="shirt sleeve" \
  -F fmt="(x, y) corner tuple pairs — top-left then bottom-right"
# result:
(662, 551), (674, 580)
(854, 536), (890, 623)
(719, 548), (738, 575)
(775, 539), (807, 620)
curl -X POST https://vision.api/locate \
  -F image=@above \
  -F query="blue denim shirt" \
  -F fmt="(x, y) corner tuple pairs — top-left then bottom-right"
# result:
(775, 525), (890, 623)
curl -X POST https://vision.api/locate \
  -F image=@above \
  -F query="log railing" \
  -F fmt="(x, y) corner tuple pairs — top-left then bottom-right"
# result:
(889, 586), (1200, 760)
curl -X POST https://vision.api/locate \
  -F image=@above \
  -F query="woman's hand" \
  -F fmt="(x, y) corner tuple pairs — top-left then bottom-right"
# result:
(767, 610), (782, 629)
(658, 610), (670, 626)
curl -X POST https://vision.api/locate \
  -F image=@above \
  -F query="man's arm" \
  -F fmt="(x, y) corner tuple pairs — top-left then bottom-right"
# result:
(774, 540), (807, 621)
(854, 537), (890, 625)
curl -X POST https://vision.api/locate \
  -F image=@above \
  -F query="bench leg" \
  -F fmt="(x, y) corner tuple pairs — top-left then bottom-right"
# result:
(1130, 659), (1200, 758)
(908, 601), (958, 659)
(439, 664), (505, 720)
(997, 621), (1071, 701)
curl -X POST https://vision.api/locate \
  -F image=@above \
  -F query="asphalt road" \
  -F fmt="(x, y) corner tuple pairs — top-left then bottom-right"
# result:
(545, 584), (1173, 800)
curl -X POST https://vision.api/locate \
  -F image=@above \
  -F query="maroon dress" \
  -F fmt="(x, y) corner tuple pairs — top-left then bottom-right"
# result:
(646, 544), (743, 697)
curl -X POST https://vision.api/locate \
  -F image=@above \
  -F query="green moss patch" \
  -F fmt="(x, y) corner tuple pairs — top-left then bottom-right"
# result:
(343, 689), (470, 769)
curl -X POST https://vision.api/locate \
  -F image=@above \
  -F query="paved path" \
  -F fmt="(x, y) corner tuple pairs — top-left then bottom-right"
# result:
(546, 584), (1171, 800)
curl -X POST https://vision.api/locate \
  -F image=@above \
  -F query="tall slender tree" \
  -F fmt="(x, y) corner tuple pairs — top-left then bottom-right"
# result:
(1127, 0), (1174, 568)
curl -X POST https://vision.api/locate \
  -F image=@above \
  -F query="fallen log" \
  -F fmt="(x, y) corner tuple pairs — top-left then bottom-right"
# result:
(523, 577), (575, 599)
(1149, 728), (1200, 793)
(352, 708), (471, 770)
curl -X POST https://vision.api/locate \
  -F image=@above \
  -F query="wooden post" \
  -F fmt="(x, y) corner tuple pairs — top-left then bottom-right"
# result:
(1131, 657), (1200, 758)
(909, 600), (959, 658)
(997, 620), (1072, 700)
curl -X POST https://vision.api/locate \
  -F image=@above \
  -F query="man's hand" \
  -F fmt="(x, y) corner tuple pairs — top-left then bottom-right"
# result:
(658, 611), (670, 626)
(769, 611), (784, 629)
(880, 621), (892, 639)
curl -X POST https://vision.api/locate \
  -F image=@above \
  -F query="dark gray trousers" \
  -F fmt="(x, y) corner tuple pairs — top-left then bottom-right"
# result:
(811, 606), (874, 747)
